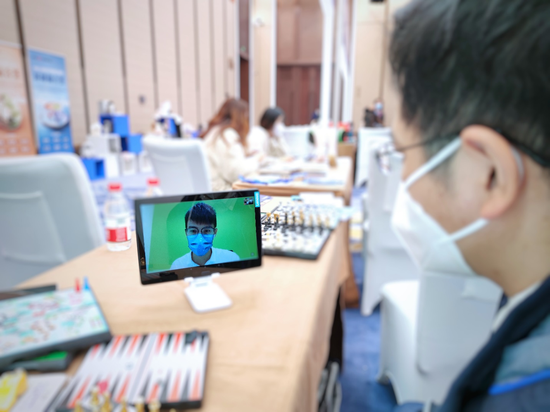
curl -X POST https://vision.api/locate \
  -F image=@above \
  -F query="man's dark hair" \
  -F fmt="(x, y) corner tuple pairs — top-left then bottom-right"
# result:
(185, 202), (217, 228)
(260, 107), (285, 131)
(390, 0), (550, 167)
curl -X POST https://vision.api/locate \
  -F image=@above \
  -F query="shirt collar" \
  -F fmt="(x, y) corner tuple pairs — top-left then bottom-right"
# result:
(492, 282), (542, 332)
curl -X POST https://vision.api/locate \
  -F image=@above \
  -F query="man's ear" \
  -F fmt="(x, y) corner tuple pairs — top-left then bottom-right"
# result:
(214, 228), (218, 235)
(460, 126), (523, 219)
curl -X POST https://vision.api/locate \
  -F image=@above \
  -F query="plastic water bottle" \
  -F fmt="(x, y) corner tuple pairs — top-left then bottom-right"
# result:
(104, 182), (132, 251)
(144, 177), (163, 197)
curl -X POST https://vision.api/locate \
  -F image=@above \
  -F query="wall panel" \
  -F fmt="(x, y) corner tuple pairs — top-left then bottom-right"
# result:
(351, 1), (385, 129)
(196, 0), (214, 126)
(212, 0), (226, 109)
(252, 0), (274, 125)
(225, 0), (237, 98)
(79, 0), (126, 127)
(381, 0), (411, 127)
(176, 0), (199, 127)
(120, 0), (155, 134)
(0, 0), (20, 43)
(152, 0), (180, 114)
(18, 0), (87, 145)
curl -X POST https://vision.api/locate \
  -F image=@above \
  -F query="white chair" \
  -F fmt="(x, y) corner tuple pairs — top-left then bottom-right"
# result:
(378, 273), (502, 405)
(355, 127), (392, 187)
(0, 154), (104, 289)
(142, 137), (212, 195)
(361, 146), (420, 316)
(281, 125), (313, 158)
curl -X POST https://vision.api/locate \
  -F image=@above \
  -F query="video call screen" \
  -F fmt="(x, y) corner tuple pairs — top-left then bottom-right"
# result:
(139, 195), (260, 276)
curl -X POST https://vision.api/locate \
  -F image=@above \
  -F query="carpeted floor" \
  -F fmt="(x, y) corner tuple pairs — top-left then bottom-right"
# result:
(342, 190), (422, 412)
(339, 253), (398, 412)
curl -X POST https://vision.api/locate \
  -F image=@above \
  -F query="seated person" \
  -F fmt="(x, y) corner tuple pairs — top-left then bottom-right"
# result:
(201, 98), (262, 191)
(388, 0), (550, 410)
(248, 107), (291, 158)
(170, 202), (239, 268)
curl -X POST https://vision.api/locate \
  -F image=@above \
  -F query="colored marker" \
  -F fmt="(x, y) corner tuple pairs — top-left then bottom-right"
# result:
(83, 276), (90, 291)
(75, 278), (81, 292)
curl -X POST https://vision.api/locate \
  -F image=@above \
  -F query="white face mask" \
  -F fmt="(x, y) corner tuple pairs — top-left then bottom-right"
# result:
(391, 137), (523, 277)
(273, 122), (285, 137)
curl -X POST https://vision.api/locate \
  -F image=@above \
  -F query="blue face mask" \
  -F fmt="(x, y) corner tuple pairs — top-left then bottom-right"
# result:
(187, 233), (214, 257)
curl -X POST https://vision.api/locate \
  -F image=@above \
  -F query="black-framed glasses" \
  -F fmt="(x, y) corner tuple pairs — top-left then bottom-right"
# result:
(375, 135), (443, 174)
(185, 227), (215, 236)
(375, 130), (550, 174)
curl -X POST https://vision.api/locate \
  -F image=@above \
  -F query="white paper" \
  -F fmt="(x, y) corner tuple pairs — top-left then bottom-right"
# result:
(12, 373), (67, 412)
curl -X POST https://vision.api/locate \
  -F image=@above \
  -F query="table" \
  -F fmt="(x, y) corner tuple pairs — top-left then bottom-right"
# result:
(233, 157), (360, 307)
(19, 198), (349, 412)
(232, 157), (354, 205)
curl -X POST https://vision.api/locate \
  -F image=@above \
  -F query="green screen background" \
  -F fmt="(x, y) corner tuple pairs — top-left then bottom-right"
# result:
(147, 198), (258, 272)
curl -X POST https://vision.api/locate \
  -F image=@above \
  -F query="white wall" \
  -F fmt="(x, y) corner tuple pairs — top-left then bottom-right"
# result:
(7, 0), (240, 144)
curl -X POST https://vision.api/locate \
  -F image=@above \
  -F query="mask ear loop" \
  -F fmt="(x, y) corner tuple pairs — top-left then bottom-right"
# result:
(404, 138), (462, 189)
(447, 145), (525, 244)
(511, 147), (525, 182)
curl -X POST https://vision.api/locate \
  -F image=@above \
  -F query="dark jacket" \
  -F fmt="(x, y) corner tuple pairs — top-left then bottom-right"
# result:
(434, 275), (550, 412)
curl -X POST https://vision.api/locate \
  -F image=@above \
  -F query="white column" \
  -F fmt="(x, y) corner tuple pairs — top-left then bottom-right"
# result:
(319, 0), (335, 127)
(342, 0), (358, 123)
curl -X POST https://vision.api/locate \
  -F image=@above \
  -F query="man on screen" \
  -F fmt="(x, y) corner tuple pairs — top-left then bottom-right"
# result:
(170, 202), (240, 268)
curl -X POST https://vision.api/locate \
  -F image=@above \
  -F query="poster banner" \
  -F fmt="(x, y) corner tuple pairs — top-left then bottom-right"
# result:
(0, 42), (36, 156)
(28, 48), (73, 153)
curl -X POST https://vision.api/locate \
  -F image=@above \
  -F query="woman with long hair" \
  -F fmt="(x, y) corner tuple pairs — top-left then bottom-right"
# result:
(248, 107), (290, 158)
(200, 98), (262, 190)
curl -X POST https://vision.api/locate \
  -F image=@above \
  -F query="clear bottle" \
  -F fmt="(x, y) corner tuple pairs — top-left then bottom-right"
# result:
(144, 177), (163, 197)
(104, 182), (132, 251)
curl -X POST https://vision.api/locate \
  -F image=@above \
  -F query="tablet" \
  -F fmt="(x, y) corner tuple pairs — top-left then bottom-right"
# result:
(135, 190), (262, 285)
(0, 288), (111, 368)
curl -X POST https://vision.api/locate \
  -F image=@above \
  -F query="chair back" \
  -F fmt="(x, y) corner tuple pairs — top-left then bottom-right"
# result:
(356, 127), (392, 187)
(280, 125), (313, 157)
(416, 272), (502, 373)
(142, 138), (212, 196)
(0, 154), (104, 288)
(366, 143), (407, 252)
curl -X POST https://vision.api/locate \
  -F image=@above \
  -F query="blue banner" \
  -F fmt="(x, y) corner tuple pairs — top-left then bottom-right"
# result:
(28, 49), (73, 153)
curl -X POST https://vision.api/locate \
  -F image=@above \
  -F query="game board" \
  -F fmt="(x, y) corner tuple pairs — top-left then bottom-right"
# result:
(0, 289), (111, 368)
(261, 203), (340, 260)
(55, 331), (210, 411)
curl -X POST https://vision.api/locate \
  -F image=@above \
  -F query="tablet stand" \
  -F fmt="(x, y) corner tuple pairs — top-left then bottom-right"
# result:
(183, 273), (232, 313)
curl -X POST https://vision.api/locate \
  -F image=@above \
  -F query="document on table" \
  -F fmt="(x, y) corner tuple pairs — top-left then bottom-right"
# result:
(11, 373), (67, 412)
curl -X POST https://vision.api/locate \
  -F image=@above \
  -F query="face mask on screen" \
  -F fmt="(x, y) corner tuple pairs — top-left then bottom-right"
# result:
(391, 137), (509, 277)
(187, 233), (214, 257)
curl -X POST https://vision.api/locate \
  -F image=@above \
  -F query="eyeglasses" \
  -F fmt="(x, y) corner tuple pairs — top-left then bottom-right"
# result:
(185, 227), (215, 236)
(376, 129), (550, 174)
(375, 135), (442, 174)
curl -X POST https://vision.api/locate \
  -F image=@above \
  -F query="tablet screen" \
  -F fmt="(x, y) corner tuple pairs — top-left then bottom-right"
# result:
(135, 190), (262, 284)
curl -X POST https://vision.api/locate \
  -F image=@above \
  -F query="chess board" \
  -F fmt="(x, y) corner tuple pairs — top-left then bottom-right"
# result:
(55, 331), (210, 411)
(261, 203), (339, 260)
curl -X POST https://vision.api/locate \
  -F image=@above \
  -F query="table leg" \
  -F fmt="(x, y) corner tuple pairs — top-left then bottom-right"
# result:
(342, 222), (360, 308)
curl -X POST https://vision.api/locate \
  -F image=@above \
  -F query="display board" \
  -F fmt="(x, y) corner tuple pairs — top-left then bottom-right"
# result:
(0, 41), (36, 157)
(27, 48), (73, 154)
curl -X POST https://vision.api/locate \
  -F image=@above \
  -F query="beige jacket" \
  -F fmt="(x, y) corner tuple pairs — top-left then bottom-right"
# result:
(204, 127), (260, 191)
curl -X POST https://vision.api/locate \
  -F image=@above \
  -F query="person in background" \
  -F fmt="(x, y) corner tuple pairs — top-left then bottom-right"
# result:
(387, 0), (550, 410)
(373, 98), (384, 126)
(200, 98), (262, 191)
(248, 107), (290, 158)
(364, 98), (384, 128)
